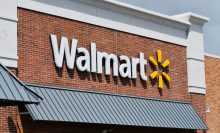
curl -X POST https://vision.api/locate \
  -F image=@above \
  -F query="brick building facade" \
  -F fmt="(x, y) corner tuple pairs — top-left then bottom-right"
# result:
(17, 8), (189, 101)
(0, 0), (212, 133)
(205, 55), (220, 133)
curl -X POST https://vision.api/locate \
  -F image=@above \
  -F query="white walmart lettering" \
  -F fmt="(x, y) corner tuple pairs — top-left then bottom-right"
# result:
(50, 35), (147, 81)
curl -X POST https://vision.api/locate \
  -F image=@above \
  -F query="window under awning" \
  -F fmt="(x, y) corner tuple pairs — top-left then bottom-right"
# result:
(0, 62), (43, 106)
(25, 83), (208, 130)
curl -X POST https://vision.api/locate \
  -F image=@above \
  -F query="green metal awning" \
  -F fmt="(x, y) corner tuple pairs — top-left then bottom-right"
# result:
(0, 62), (42, 106)
(25, 83), (208, 130)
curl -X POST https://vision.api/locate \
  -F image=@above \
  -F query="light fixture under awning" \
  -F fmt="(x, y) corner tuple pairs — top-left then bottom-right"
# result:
(0, 62), (43, 106)
(25, 83), (208, 130)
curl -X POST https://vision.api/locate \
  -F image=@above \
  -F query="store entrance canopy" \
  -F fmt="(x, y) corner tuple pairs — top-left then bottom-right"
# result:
(25, 83), (208, 130)
(0, 62), (42, 106)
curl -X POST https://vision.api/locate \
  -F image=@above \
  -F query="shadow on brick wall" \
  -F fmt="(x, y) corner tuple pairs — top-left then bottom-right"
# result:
(7, 117), (17, 133)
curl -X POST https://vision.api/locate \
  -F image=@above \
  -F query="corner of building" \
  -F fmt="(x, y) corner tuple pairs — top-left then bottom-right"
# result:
(173, 12), (209, 95)
(0, 0), (18, 68)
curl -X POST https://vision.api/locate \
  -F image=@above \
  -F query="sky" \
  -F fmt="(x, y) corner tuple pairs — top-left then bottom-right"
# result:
(118, 0), (220, 56)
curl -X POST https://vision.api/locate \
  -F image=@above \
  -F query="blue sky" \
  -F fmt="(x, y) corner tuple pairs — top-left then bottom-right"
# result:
(118, 0), (220, 56)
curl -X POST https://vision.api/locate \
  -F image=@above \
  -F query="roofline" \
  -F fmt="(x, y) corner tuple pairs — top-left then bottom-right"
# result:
(172, 12), (209, 22)
(204, 53), (220, 59)
(100, 0), (191, 26)
(25, 82), (190, 104)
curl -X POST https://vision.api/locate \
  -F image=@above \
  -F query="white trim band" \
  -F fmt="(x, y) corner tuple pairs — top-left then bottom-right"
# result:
(101, 0), (191, 26)
(0, 14), (18, 21)
(204, 53), (220, 59)
(0, 57), (18, 68)
(17, 0), (188, 46)
(0, 54), (18, 60)
(189, 87), (206, 95)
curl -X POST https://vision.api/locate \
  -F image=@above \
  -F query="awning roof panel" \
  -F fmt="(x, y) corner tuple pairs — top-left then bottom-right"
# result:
(25, 83), (208, 130)
(0, 62), (42, 106)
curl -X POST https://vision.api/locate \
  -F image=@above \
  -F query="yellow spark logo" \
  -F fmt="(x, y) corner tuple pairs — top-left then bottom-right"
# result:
(149, 50), (170, 89)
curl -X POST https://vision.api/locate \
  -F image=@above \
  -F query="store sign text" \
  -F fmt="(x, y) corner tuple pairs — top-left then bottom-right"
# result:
(50, 35), (148, 81)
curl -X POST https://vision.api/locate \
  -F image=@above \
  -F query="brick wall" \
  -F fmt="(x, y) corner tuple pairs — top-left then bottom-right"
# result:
(205, 56), (220, 133)
(0, 106), (18, 133)
(190, 94), (206, 133)
(17, 8), (189, 101)
(0, 8), (205, 133)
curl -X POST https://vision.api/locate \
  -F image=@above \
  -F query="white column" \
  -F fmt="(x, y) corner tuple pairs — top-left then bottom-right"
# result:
(0, 0), (18, 67)
(173, 13), (209, 94)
